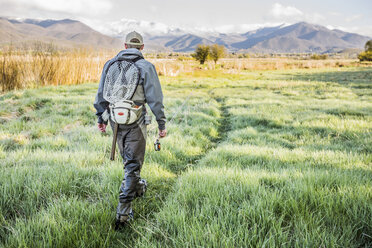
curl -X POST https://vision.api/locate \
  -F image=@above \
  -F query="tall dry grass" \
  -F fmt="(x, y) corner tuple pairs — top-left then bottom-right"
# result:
(0, 49), (24, 91)
(0, 45), (367, 92)
(0, 45), (111, 92)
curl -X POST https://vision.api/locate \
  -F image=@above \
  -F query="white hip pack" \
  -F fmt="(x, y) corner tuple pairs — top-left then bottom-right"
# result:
(110, 100), (143, 125)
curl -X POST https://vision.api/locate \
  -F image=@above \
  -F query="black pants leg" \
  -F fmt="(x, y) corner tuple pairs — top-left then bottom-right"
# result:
(110, 119), (146, 220)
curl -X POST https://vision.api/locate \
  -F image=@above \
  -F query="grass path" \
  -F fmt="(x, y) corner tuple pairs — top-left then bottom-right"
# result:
(127, 92), (234, 247)
(121, 93), (226, 247)
(213, 97), (231, 144)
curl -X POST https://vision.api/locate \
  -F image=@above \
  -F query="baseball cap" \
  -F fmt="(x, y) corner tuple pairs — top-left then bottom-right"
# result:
(125, 31), (144, 46)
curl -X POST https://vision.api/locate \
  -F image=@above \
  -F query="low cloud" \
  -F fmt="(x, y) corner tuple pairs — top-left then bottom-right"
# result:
(346, 14), (363, 23)
(91, 18), (288, 37)
(91, 18), (174, 36)
(270, 3), (303, 19)
(213, 23), (285, 34)
(269, 3), (324, 24)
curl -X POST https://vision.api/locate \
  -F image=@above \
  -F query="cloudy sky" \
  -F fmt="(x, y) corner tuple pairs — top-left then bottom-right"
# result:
(1, 0), (372, 36)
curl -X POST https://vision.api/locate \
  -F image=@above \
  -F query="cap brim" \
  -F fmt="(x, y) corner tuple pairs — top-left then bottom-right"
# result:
(125, 42), (143, 46)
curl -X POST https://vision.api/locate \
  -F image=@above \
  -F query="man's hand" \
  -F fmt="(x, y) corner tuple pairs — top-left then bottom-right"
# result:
(98, 123), (107, 133)
(159, 128), (167, 138)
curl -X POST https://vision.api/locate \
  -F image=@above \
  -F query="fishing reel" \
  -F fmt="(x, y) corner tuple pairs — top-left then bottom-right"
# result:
(154, 138), (161, 151)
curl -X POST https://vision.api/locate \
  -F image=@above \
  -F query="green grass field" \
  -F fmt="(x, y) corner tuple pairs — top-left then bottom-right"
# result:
(0, 67), (371, 247)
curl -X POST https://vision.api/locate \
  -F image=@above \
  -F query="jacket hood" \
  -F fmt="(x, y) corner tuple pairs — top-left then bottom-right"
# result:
(116, 48), (144, 59)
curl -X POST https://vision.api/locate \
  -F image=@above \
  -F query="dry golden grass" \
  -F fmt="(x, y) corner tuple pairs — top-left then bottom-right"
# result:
(150, 58), (363, 77)
(0, 47), (369, 92)
(0, 47), (112, 92)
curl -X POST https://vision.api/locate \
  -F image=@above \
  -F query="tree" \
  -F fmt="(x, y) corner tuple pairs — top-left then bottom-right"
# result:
(192, 45), (210, 64)
(365, 40), (372, 52)
(209, 44), (226, 64)
(358, 40), (372, 62)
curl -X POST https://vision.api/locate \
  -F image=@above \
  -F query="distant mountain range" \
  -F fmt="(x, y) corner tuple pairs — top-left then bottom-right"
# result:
(0, 17), (121, 49)
(0, 17), (370, 53)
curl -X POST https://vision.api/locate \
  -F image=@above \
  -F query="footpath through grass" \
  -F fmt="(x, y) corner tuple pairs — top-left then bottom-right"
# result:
(0, 67), (371, 247)
(0, 81), (219, 247)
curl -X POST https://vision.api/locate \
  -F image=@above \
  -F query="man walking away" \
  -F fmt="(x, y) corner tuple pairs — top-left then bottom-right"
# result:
(93, 31), (167, 229)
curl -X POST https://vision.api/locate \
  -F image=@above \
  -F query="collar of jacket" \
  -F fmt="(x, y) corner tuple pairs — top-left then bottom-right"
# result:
(116, 48), (144, 59)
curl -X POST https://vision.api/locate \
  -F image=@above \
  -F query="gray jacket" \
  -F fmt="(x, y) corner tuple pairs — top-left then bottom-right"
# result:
(93, 48), (166, 130)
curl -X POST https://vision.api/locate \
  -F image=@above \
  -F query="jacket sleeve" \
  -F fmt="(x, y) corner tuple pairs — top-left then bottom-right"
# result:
(143, 64), (166, 130)
(93, 61), (110, 124)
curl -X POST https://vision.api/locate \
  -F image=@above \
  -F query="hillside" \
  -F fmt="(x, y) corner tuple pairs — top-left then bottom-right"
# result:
(0, 18), (122, 49)
(148, 22), (370, 52)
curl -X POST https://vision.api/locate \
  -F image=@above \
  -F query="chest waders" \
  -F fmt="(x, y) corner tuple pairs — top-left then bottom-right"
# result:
(102, 55), (149, 227)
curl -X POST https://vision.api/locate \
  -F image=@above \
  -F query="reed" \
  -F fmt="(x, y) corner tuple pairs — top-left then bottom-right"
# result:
(0, 45), (111, 91)
(0, 45), (367, 92)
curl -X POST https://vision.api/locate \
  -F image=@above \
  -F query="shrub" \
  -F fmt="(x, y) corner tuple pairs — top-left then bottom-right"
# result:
(358, 40), (372, 62)
(192, 45), (210, 64)
(358, 51), (372, 62)
(209, 44), (226, 64)
(310, 54), (328, 60)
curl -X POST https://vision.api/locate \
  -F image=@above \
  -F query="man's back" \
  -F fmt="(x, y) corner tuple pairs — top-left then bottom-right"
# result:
(94, 48), (166, 130)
